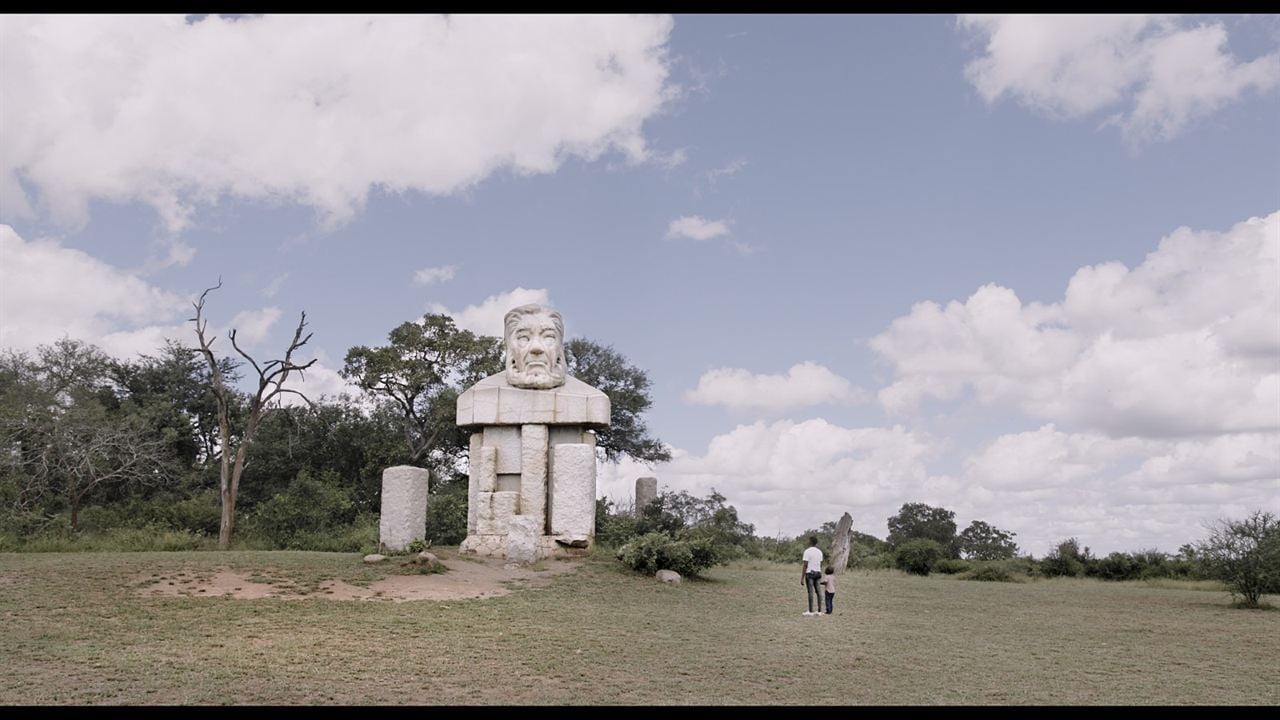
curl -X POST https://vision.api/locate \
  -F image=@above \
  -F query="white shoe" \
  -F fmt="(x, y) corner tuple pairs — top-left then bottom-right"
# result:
(802, 611), (813, 616)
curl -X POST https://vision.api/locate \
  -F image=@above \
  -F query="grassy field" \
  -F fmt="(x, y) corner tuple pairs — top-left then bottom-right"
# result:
(1, 551), (1276, 705)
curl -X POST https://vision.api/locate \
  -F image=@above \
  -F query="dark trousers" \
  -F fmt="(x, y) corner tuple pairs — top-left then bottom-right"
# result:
(805, 572), (823, 612)
(825, 590), (834, 614)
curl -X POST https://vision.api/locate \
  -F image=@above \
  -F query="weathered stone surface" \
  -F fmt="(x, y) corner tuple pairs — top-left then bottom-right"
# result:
(506, 515), (541, 565)
(550, 426), (587, 446)
(549, 443), (596, 539)
(467, 432), (482, 534)
(635, 477), (658, 513)
(416, 551), (439, 565)
(483, 426), (522, 474)
(457, 374), (609, 429)
(474, 446), (497, 493)
(476, 490), (520, 536)
(656, 570), (682, 583)
(830, 512), (854, 574)
(520, 424), (548, 530)
(363, 554), (387, 564)
(378, 465), (429, 553)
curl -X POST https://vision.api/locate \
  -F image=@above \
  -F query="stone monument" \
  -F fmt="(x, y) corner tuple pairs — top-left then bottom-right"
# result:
(378, 465), (430, 553)
(635, 476), (658, 513)
(456, 303), (610, 561)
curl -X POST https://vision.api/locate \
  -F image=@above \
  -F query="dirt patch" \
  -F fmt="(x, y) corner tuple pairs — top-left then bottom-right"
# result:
(136, 553), (580, 603)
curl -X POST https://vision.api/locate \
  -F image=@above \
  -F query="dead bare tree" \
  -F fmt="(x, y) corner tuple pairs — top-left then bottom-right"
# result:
(191, 279), (317, 549)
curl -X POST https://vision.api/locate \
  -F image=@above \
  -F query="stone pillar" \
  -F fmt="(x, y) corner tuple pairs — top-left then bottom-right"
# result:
(635, 476), (658, 513)
(550, 443), (596, 540)
(379, 465), (429, 552)
(520, 424), (549, 531)
(830, 512), (854, 574)
(467, 432), (483, 534)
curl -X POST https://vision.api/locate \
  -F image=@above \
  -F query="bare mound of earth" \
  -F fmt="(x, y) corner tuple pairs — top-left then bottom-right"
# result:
(137, 550), (581, 603)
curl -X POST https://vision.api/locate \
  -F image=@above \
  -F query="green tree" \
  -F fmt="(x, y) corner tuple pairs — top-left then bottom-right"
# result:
(1041, 537), (1093, 577)
(894, 538), (945, 575)
(563, 339), (670, 464)
(957, 520), (1019, 561)
(1196, 510), (1280, 608)
(340, 313), (503, 477)
(886, 502), (958, 557)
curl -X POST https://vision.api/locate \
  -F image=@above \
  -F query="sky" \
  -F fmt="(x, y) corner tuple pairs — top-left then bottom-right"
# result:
(2, 14), (1278, 556)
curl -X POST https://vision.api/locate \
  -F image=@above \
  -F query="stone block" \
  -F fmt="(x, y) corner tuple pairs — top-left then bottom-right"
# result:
(656, 569), (682, 583)
(477, 490), (520, 535)
(483, 426), (522, 474)
(555, 393), (588, 424)
(471, 386), (501, 425)
(378, 465), (429, 552)
(549, 443), (596, 539)
(587, 394), (610, 425)
(506, 515), (541, 565)
(550, 426), (586, 446)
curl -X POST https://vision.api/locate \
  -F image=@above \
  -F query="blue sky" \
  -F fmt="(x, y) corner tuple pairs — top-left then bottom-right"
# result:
(3, 14), (1278, 554)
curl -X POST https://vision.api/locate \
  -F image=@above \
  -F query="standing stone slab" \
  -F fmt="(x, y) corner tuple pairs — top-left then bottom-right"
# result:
(635, 476), (658, 513)
(520, 424), (549, 531)
(379, 465), (429, 553)
(550, 443), (596, 540)
(467, 433), (482, 534)
(506, 515), (541, 565)
(830, 512), (854, 574)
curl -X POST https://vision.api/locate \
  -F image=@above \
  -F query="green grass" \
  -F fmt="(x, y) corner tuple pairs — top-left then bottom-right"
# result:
(0, 553), (1276, 704)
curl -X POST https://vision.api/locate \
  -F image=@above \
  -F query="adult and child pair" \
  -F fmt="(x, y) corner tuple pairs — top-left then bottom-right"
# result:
(801, 536), (836, 616)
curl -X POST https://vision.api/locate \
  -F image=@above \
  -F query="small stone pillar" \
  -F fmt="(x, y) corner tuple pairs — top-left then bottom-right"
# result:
(379, 465), (429, 553)
(635, 476), (658, 513)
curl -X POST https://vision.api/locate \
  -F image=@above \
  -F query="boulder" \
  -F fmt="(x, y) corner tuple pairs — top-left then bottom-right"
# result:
(362, 554), (387, 564)
(415, 551), (440, 566)
(656, 569), (682, 584)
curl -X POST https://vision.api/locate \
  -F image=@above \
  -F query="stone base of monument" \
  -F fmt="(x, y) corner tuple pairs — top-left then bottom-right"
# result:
(460, 533), (592, 560)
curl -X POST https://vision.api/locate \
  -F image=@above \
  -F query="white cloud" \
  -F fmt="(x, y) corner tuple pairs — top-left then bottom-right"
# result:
(262, 273), (290, 299)
(599, 419), (941, 541)
(0, 224), (189, 357)
(872, 211), (1280, 439)
(958, 15), (1280, 142)
(666, 215), (731, 241)
(0, 14), (676, 232)
(227, 307), (283, 347)
(685, 362), (867, 412)
(412, 264), (458, 286)
(427, 287), (551, 337)
(705, 157), (747, 185)
(278, 359), (368, 408)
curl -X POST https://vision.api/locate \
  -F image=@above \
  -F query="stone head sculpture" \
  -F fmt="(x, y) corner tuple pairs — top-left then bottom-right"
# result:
(504, 304), (567, 389)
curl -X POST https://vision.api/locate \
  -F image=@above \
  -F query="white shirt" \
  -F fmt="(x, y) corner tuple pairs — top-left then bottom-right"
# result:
(803, 546), (824, 573)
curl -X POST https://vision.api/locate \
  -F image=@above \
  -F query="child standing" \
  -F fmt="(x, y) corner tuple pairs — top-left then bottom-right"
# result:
(822, 566), (836, 615)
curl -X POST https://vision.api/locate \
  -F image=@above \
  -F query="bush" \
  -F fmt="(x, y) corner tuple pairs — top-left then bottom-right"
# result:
(425, 488), (468, 545)
(248, 469), (354, 548)
(934, 558), (972, 575)
(894, 538), (944, 576)
(1041, 538), (1091, 578)
(1196, 510), (1280, 608)
(615, 532), (723, 577)
(965, 561), (1018, 582)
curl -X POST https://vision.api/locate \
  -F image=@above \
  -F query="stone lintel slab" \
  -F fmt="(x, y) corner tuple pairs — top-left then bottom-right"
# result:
(457, 373), (609, 429)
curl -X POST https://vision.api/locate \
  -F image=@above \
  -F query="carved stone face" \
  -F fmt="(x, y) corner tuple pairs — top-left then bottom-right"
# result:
(504, 305), (566, 389)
